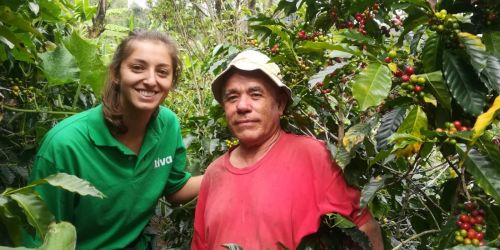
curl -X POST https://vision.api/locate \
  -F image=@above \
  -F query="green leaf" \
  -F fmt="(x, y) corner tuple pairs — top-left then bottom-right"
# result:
(442, 50), (488, 115)
(308, 63), (348, 88)
(483, 30), (500, 58)
(446, 245), (499, 250)
(458, 32), (487, 76)
(421, 71), (452, 111)
(483, 54), (500, 93)
(457, 145), (500, 205)
(31, 173), (105, 198)
(0, 26), (27, 51)
(327, 143), (351, 170)
(352, 63), (392, 110)
(297, 41), (358, 56)
(396, 106), (428, 136)
(360, 175), (387, 209)
(262, 25), (294, 56)
(375, 107), (408, 150)
(9, 191), (54, 241)
(341, 29), (376, 45)
(0, 5), (42, 37)
(39, 43), (80, 85)
(396, 11), (429, 47)
(64, 32), (107, 94)
(39, 222), (76, 250)
(422, 34), (443, 73)
(342, 122), (373, 152)
(0, 195), (22, 245)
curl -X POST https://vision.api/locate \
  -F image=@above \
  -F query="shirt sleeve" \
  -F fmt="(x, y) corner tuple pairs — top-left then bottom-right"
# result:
(191, 171), (209, 250)
(315, 143), (372, 227)
(164, 127), (192, 195)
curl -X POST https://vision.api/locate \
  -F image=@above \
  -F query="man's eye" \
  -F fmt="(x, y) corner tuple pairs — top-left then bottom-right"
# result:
(251, 92), (262, 98)
(225, 95), (238, 102)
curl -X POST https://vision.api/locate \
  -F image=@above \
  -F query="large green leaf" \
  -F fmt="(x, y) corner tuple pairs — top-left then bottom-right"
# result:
(419, 71), (452, 111)
(0, 26), (28, 51)
(483, 54), (500, 93)
(396, 105), (428, 136)
(457, 145), (500, 205)
(0, 5), (42, 37)
(483, 30), (500, 58)
(64, 32), (107, 94)
(39, 222), (76, 250)
(422, 33), (443, 73)
(0, 221), (78, 250)
(352, 63), (392, 110)
(375, 107), (408, 150)
(39, 43), (80, 85)
(9, 191), (54, 241)
(308, 63), (348, 88)
(297, 41), (358, 56)
(0, 196), (22, 245)
(442, 50), (488, 115)
(31, 173), (105, 198)
(458, 32), (487, 76)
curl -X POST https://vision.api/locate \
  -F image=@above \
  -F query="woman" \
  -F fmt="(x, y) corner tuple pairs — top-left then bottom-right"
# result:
(26, 30), (202, 250)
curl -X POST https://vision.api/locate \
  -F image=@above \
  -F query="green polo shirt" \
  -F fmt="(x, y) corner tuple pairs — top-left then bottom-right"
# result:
(27, 105), (191, 250)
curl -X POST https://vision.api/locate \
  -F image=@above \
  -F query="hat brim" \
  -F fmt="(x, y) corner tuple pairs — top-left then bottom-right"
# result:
(211, 63), (292, 105)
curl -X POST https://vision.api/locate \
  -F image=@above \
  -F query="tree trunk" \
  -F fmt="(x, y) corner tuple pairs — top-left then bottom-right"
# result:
(248, 0), (256, 14)
(215, 0), (222, 17)
(88, 0), (106, 38)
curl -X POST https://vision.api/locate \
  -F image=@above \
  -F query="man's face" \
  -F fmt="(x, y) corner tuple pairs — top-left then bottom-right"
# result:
(222, 71), (285, 147)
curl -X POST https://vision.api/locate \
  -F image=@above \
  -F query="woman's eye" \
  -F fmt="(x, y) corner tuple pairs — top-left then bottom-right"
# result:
(131, 64), (144, 72)
(157, 69), (169, 77)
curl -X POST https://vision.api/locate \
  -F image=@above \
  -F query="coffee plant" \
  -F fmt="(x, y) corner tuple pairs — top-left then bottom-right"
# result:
(234, 0), (499, 248)
(1, 0), (499, 249)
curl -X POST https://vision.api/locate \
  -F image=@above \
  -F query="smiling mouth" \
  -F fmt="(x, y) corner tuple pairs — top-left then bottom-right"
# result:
(137, 89), (157, 97)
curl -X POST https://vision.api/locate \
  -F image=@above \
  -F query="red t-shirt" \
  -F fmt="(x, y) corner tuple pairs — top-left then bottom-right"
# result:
(191, 132), (371, 249)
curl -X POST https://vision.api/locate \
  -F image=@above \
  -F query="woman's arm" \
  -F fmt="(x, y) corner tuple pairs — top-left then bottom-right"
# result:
(166, 175), (203, 204)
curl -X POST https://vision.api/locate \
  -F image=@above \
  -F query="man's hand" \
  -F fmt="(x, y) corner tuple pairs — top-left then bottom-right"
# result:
(359, 218), (384, 250)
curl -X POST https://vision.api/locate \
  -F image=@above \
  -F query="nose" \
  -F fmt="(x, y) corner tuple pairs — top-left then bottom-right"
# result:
(143, 69), (156, 85)
(236, 95), (251, 114)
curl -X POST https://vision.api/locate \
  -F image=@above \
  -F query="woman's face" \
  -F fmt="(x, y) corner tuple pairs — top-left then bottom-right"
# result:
(117, 40), (174, 115)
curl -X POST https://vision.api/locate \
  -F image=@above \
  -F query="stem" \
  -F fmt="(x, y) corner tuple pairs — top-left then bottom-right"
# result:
(392, 229), (440, 250)
(2, 183), (38, 196)
(2, 105), (77, 115)
(71, 81), (82, 109)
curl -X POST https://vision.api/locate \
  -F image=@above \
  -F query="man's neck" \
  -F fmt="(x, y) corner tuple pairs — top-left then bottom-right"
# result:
(230, 130), (282, 168)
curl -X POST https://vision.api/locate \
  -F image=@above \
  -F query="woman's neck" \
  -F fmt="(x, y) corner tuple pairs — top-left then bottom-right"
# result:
(114, 108), (153, 154)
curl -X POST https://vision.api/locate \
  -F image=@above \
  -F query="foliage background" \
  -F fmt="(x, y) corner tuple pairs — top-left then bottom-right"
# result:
(1, 0), (499, 249)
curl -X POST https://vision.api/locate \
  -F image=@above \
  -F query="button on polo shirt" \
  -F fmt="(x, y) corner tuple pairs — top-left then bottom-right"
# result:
(27, 105), (191, 250)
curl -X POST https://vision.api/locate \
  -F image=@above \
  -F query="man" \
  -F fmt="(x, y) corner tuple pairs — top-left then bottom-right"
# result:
(191, 50), (383, 249)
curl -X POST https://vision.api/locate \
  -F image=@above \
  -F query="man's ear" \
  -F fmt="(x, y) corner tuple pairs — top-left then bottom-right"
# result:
(278, 91), (288, 115)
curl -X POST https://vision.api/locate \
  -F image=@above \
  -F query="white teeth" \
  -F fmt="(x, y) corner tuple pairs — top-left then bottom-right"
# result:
(138, 90), (156, 97)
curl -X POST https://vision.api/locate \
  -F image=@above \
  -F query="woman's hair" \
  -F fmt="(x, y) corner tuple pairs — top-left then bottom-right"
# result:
(101, 30), (182, 134)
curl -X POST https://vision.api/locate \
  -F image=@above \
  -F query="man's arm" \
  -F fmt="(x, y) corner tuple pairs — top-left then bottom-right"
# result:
(166, 175), (203, 204)
(359, 218), (384, 250)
